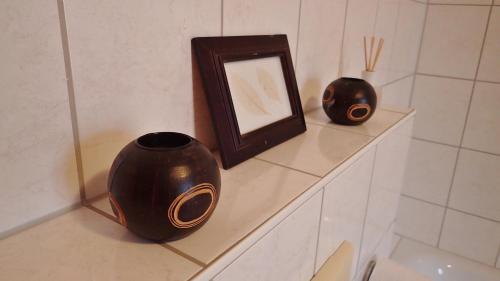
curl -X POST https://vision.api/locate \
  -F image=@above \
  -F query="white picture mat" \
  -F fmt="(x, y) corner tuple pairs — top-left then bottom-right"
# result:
(224, 56), (292, 135)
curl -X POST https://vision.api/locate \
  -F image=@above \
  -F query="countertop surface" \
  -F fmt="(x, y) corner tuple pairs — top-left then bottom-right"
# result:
(0, 107), (414, 281)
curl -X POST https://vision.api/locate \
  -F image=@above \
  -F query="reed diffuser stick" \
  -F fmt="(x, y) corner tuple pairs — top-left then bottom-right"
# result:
(363, 36), (368, 71)
(368, 36), (375, 71)
(370, 38), (384, 71)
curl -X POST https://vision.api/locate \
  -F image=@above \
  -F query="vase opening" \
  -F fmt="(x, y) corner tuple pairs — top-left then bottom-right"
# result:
(137, 132), (192, 149)
(340, 77), (364, 82)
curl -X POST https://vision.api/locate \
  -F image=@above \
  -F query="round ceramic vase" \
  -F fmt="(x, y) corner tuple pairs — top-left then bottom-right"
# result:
(108, 132), (221, 242)
(322, 77), (377, 125)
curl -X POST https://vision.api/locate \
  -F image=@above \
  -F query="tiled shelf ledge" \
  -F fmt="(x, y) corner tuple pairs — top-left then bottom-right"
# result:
(0, 107), (415, 281)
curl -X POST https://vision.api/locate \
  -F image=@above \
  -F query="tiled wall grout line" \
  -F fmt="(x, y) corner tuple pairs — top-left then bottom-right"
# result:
(408, 2), (429, 108)
(380, 73), (414, 88)
(397, 233), (500, 269)
(253, 157), (322, 178)
(312, 188), (326, 274)
(416, 72), (500, 85)
(428, 2), (493, 7)
(161, 244), (207, 268)
(355, 146), (379, 273)
(457, 4), (493, 147)
(0, 203), (81, 240)
(476, 79), (500, 84)
(401, 194), (500, 224)
(294, 0), (303, 71)
(372, 0), (382, 36)
(220, 0), (224, 36)
(336, 0), (350, 78)
(411, 136), (459, 148)
(411, 136), (500, 157)
(389, 234), (403, 258)
(396, 233), (441, 249)
(56, 0), (86, 204)
(495, 244), (500, 269)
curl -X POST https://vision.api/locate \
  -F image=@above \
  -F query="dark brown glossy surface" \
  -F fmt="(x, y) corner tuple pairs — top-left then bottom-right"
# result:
(322, 77), (377, 125)
(108, 132), (221, 242)
(192, 35), (306, 169)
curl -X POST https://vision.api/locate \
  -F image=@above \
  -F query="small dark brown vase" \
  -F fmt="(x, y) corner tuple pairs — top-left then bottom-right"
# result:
(108, 132), (221, 242)
(322, 77), (377, 125)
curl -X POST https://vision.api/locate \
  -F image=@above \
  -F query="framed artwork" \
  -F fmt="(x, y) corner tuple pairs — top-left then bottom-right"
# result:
(192, 35), (306, 169)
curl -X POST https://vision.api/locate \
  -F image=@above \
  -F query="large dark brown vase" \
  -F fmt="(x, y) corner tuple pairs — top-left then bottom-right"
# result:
(322, 77), (377, 125)
(108, 132), (221, 242)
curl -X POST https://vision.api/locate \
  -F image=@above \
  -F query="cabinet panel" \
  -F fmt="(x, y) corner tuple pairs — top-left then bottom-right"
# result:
(360, 118), (414, 270)
(213, 191), (323, 281)
(316, 148), (376, 278)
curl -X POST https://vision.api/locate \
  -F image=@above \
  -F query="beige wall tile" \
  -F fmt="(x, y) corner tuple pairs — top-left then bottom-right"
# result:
(380, 76), (414, 108)
(296, 0), (346, 111)
(411, 75), (473, 145)
(418, 5), (489, 79)
(64, 0), (221, 198)
(341, 0), (378, 78)
(387, 0), (426, 82)
(0, 0), (79, 234)
(223, 0), (300, 64)
(439, 209), (500, 266)
(396, 196), (445, 246)
(478, 7), (500, 83)
(449, 149), (500, 221)
(371, 0), (402, 85)
(463, 82), (500, 155)
(402, 139), (458, 205)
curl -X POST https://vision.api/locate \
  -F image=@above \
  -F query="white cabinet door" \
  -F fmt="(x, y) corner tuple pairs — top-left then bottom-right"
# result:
(359, 117), (414, 270)
(316, 147), (376, 279)
(213, 191), (323, 281)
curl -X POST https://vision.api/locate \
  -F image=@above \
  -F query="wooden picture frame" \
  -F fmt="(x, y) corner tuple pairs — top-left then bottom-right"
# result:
(192, 35), (306, 169)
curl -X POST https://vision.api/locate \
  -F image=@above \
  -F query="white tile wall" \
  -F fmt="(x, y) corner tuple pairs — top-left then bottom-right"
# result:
(295, 0), (346, 111)
(478, 7), (500, 83)
(0, 0), (79, 234)
(316, 148), (375, 276)
(371, 0), (400, 85)
(449, 149), (500, 221)
(223, 0), (300, 64)
(380, 76), (414, 108)
(341, 0), (379, 79)
(388, 0), (426, 82)
(396, 196), (445, 246)
(439, 210), (500, 266)
(462, 82), (500, 155)
(402, 139), (458, 205)
(418, 5), (489, 79)
(64, 0), (221, 198)
(0, 0), (429, 243)
(411, 75), (473, 146)
(396, 0), (500, 269)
